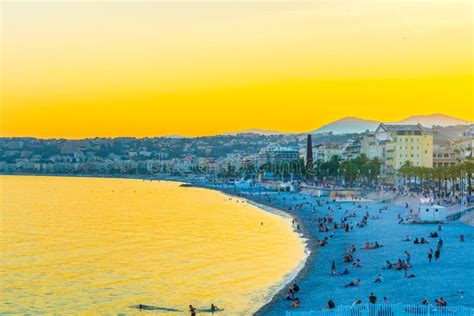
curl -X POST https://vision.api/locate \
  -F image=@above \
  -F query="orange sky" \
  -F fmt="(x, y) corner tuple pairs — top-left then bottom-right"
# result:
(1, 1), (472, 138)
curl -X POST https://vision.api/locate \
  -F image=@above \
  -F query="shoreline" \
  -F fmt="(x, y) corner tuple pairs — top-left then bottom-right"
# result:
(211, 191), (315, 316)
(179, 182), (318, 315)
(1, 173), (315, 315)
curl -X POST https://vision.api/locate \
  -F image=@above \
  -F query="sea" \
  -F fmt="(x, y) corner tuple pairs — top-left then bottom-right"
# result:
(0, 175), (306, 314)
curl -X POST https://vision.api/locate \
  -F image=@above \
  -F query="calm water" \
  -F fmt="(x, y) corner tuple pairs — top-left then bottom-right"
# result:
(0, 176), (306, 314)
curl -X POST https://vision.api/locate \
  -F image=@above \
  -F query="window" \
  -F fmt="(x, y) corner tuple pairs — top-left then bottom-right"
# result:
(411, 154), (414, 157)
(411, 146), (414, 150)
(425, 150), (428, 154)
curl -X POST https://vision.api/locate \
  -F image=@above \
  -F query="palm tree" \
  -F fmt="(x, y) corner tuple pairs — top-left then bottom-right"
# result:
(462, 158), (474, 198)
(399, 161), (413, 190)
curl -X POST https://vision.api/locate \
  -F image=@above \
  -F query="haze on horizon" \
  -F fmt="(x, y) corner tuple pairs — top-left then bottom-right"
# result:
(1, 1), (472, 139)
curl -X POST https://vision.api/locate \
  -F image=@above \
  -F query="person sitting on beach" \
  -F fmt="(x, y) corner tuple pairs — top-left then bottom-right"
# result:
(344, 254), (353, 263)
(321, 300), (336, 310)
(291, 283), (300, 293)
(430, 232), (439, 238)
(352, 259), (362, 268)
(435, 297), (447, 306)
(374, 273), (383, 283)
(369, 293), (377, 304)
(383, 261), (393, 270)
(414, 238), (420, 244)
(420, 237), (429, 244)
(344, 279), (361, 287)
(285, 289), (295, 301)
(291, 298), (301, 308)
(351, 299), (362, 306)
(394, 259), (403, 270)
(422, 299), (430, 305)
(339, 268), (350, 275)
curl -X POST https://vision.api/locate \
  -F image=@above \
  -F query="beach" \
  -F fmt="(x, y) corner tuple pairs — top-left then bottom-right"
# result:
(224, 189), (474, 315)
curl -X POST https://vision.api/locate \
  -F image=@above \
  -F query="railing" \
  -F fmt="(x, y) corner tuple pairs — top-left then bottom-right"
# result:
(446, 206), (474, 221)
(286, 304), (474, 316)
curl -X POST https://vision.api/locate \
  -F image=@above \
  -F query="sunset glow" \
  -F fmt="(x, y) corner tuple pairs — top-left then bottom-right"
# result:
(1, 1), (472, 138)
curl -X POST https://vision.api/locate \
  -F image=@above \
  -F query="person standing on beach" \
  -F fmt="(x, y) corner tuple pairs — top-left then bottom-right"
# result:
(331, 260), (336, 275)
(435, 249), (441, 261)
(189, 305), (196, 316)
(405, 250), (411, 264)
(428, 249), (433, 263)
(437, 238), (443, 252)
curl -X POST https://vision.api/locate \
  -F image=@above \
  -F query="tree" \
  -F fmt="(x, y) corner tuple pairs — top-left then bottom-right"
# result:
(399, 161), (413, 189)
(462, 158), (474, 197)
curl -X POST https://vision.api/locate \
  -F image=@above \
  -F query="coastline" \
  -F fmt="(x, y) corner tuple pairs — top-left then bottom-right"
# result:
(178, 181), (318, 315)
(217, 193), (314, 316)
(1, 173), (315, 315)
(4, 174), (474, 311)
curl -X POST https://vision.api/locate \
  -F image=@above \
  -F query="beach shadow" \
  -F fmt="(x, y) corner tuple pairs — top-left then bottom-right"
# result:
(197, 308), (225, 313)
(130, 305), (183, 312)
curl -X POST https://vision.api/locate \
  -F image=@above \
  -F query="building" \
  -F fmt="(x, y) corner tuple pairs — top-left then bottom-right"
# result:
(360, 133), (381, 159)
(314, 144), (343, 162)
(258, 147), (300, 166)
(371, 123), (433, 175)
(343, 138), (362, 160)
(432, 127), (457, 168)
(452, 127), (474, 161)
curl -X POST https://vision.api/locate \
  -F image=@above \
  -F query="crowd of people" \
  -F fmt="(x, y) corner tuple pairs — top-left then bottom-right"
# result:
(280, 194), (460, 311)
(228, 188), (468, 313)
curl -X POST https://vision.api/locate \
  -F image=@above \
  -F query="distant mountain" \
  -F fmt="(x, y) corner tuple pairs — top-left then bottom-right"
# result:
(311, 114), (472, 135)
(312, 117), (381, 135)
(390, 114), (471, 127)
(223, 128), (289, 136)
